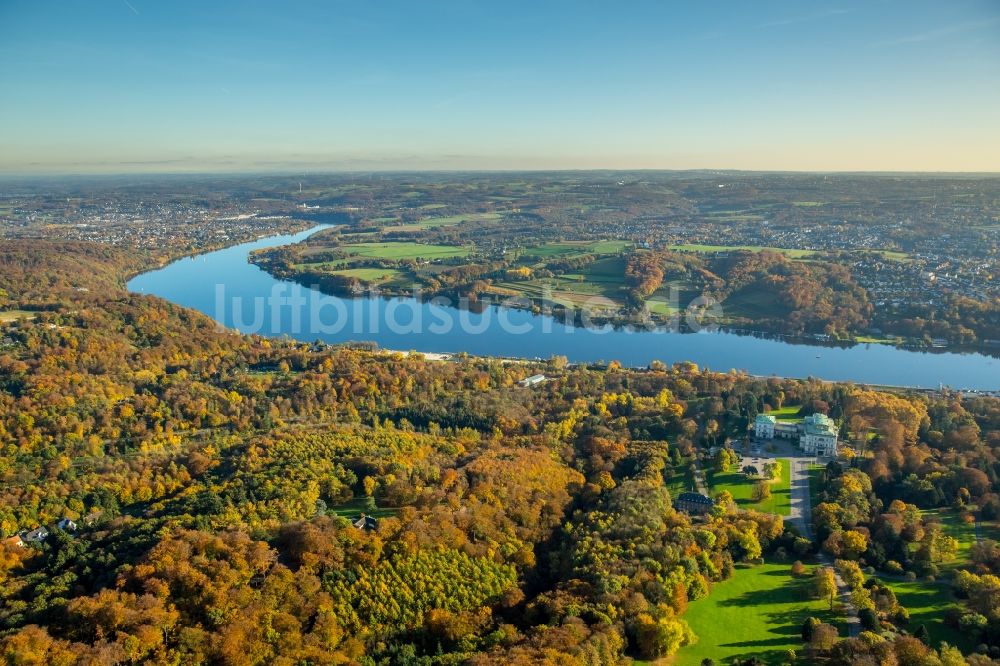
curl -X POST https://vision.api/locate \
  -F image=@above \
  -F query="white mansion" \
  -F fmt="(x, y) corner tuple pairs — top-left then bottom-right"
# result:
(754, 412), (839, 457)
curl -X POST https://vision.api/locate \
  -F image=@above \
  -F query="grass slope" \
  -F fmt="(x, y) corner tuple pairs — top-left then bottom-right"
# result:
(882, 580), (971, 652)
(677, 561), (846, 665)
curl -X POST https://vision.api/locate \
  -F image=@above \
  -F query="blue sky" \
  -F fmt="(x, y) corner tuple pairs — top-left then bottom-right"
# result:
(1, 0), (998, 172)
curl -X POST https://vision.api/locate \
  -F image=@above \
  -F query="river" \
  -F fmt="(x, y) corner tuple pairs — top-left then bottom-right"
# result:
(127, 225), (999, 390)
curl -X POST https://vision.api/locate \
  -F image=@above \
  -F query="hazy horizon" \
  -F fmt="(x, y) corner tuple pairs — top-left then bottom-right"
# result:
(2, 0), (998, 174)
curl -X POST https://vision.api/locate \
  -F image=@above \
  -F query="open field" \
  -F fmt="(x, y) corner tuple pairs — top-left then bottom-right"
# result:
(332, 267), (406, 282)
(492, 257), (631, 310)
(387, 211), (501, 231)
(666, 242), (908, 262)
(292, 258), (349, 271)
(644, 294), (680, 315)
(521, 239), (630, 259)
(854, 335), (900, 344)
(723, 287), (792, 319)
(561, 256), (628, 282)
(492, 279), (622, 310)
(340, 241), (471, 260)
(708, 458), (792, 515)
(0, 310), (36, 323)
(668, 243), (817, 258)
(677, 561), (846, 665)
(861, 249), (910, 261)
(881, 580), (970, 652)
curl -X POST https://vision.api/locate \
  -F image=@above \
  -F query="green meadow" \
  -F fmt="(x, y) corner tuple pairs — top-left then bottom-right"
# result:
(667, 243), (817, 259)
(881, 580), (970, 652)
(332, 267), (406, 282)
(766, 405), (804, 422)
(387, 211), (501, 231)
(521, 239), (630, 258)
(677, 561), (846, 665)
(0, 310), (36, 323)
(340, 241), (471, 260)
(708, 458), (792, 515)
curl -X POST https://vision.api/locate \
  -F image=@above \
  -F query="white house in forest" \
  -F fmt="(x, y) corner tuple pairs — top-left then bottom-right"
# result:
(754, 412), (838, 457)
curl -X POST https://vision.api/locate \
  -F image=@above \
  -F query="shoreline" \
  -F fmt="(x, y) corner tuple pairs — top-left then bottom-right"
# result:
(126, 227), (1000, 392)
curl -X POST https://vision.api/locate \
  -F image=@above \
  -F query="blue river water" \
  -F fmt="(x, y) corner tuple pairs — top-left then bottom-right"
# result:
(127, 225), (998, 390)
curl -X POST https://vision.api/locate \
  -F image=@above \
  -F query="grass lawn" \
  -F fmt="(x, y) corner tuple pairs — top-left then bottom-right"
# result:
(765, 405), (804, 422)
(920, 508), (1000, 569)
(668, 243), (816, 259)
(387, 211), (501, 231)
(332, 267), (406, 282)
(858, 249), (910, 262)
(644, 295), (679, 316)
(340, 241), (470, 260)
(881, 580), (970, 652)
(708, 458), (792, 515)
(853, 335), (899, 345)
(665, 463), (698, 500)
(0, 310), (36, 323)
(808, 464), (825, 512)
(676, 561), (846, 665)
(575, 255), (628, 282)
(521, 239), (630, 258)
(329, 497), (399, 520)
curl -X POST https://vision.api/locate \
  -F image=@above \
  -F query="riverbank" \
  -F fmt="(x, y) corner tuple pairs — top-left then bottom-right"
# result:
(127, 226), (1000, 391)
